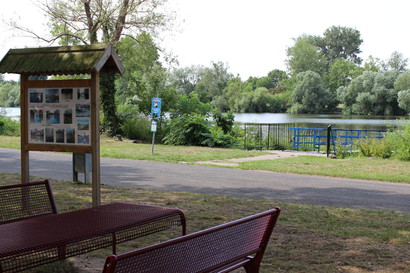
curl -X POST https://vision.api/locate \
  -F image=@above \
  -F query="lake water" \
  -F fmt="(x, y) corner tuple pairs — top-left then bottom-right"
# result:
(1, 107), (20, 121)
(233, 113), (408, 130)
(2, 107), (407, 130)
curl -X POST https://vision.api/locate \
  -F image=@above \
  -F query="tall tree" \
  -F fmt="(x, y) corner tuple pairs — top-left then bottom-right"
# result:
(317, 26), (363, 65)
(195, 61), (233, 103)
(286, 35), (327, 77)
(115, 34), (161, 104)
(326, 58), (363, 94)
(363, 56), (383, 72)
(254, 69), (287, 90)
(383, 51), (408, 73)
(169, 65), (204, 95)
(115, 36), (176, 117)
(337, 71), (402, 115)
(16, 0), (175, 46)
(397, 90), (410, 113)
(290, 71), (335, 114)
(394, 71), (410, 92)
(0, 81), (20, 107)
(12, 0), (174, 135)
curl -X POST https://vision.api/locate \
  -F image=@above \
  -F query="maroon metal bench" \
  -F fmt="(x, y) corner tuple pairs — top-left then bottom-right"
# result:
(0, 181), (186, 273)
(102, 207), (281, 273)
(0, 180), (58, 225)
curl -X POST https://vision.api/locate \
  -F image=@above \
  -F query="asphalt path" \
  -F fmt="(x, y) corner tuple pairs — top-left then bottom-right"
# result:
(1, 148), (409, 214)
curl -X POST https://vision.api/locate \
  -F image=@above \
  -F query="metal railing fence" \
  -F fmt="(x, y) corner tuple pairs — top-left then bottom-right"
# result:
(243, 123), (294, 150)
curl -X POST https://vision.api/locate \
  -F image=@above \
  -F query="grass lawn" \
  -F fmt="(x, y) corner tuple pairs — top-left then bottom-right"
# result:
(1, 135), (409, 183)
(1, 173), (409, 273)
(0, 136), (269, 162)
(238, 156), (410, 183)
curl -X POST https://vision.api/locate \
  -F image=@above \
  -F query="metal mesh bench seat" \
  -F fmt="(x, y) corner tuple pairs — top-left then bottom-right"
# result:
(102, 207), (281, 273)
(0, 181), (186, 273)
(0, 180), (58, 225)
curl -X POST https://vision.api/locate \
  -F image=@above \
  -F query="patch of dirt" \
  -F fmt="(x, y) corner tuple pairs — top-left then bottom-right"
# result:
(70, 255), (105, 273)
(194, 150), (327, 167)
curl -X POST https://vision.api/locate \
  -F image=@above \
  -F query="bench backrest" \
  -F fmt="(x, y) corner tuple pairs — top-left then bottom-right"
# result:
(102, 207), (281, 273)
(0, 180), (58, 225)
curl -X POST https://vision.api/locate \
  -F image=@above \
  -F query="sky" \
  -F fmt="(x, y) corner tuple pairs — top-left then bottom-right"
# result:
(1, 0), (410, 80)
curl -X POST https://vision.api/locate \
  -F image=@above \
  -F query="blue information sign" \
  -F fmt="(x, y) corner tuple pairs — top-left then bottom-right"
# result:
(151, 97), (162, 118)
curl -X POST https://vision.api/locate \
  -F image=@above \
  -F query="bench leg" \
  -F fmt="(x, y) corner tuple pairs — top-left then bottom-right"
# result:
(112, 233), (117, 255)
(243, 254), (263, 273)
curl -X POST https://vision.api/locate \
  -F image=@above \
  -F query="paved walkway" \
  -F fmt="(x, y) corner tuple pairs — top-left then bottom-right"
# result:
(1, 148), (409, 214)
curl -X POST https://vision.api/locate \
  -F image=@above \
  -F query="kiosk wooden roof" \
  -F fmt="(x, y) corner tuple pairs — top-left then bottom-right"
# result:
(0, 44), (124, 75)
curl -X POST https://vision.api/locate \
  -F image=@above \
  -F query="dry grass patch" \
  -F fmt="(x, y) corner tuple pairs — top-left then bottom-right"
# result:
(1, 174), (409, 273)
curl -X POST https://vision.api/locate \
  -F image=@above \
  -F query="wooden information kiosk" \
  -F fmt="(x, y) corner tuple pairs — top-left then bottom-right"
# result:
(0, 44), (124, 206)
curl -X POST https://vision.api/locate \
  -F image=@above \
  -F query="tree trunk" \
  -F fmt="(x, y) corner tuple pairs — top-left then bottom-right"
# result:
(100, 72), (120, 136)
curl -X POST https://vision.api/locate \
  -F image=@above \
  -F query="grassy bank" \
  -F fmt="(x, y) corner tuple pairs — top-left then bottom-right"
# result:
(0, 136), (268, 162)
(238, 156), (410, 183)
(1, 136), (409, 183)
(1, 173), (409, 273)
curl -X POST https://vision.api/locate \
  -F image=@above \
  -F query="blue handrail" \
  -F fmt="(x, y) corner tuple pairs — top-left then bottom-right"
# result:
(289, 127), (386, 152)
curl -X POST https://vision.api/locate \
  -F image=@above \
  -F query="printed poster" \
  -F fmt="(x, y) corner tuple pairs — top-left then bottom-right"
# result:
(28, 87), (91, 145)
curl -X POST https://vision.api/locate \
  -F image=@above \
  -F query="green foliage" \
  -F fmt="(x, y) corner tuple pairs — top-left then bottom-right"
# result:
(290, 71), (335, 113)
(355, 138), (393, 159)
(336, 143), (352, 159)
(163, 94), (239, 147)
(120, 116), (152, 142)
(212, 77), (245, 112)
(394, 71), (410, 91)
(350, 122), (410, 161)
(386, 122), (410, 161)
(194, 61), (233, 102)
(115, 35), (177, 117)
(286, 35), (327, 76)
(397, 90), (410, 113)
(337, 70), (403, 115)
(169, 92), (212, 118)
(362, 56), (383, 72)
(326, 58), (363, 93)
(100, 72), (120, 136)
(201, 126), (239, 148)
(163, 114), (210, 146)
(384, 51), (408, 72)
(236, 87), (286, 113)
(0, 115), (20, 136)
(0, 81), (20, 107)
(169, 65), (204, 95)
(212, 110), (234, 134)
(318, 26), (363, 65)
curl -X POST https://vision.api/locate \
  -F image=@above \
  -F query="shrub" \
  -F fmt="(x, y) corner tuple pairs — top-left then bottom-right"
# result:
(386, 122), (410, 161)
(120, 116), (151, 142)
(356, 138), (393, 159)
(163, 114), (210, 146)
(201, 126), (239, 148)
(335, 141), (353, 159)
(0, 116), (20, 136)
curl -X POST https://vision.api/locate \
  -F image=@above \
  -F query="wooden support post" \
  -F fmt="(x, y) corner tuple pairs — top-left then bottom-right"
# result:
(91, 72), (101, 206)
(20, 74), (29, 184)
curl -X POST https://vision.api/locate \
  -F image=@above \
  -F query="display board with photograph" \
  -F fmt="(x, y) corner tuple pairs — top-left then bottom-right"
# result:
(28, 87), (91, 145)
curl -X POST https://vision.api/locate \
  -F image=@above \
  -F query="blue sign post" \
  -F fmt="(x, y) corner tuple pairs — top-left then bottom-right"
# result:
(150, 98), (162, 154)
(151, 97), (162, 118)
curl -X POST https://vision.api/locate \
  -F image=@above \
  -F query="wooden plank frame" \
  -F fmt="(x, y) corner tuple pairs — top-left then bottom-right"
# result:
(20, 74), (101, 206)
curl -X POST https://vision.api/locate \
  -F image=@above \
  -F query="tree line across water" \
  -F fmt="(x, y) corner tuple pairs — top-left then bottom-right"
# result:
(2, 26), (410, 116)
